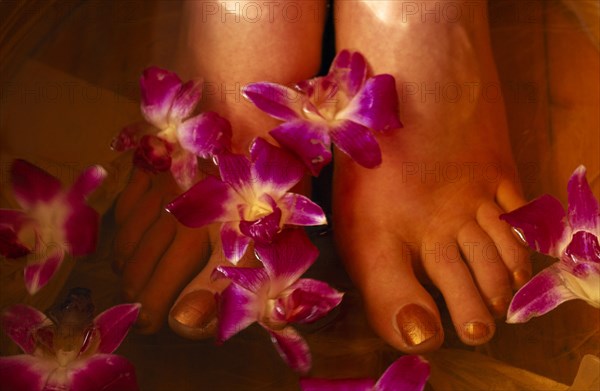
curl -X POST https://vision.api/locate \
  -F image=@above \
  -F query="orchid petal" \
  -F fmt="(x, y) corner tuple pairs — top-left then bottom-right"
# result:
(110, 122), (146, 152)
(215, 152), (252, 192)
(24, 249), (65, 295)
(0, 355), (55, 391)
(564, 231), (600, 265)
(239, 207), (282, 244)
(169, 150), (198, 191)
(567, 166), (600, 232)
(140, 67), (182, 128)
(68, 354), (139, 391)
(167, 175), (236, 228)
(506, 266), (578, 323)
(330, 120), (382, 168)
(0, 209), (30, 258)
(250, 138), (305, 196)
(11, 160), (62, 208)
(275, 278), (343, 324)
(375, 355), (430, 391)
(270, 120), (331, 176)
(330, 50), (368, 98)
(133, 135), (172, 173)
(343, 74), (402, 131)
(0, 305), (48, 354)
(64, 204), (99, 256)
(300, 378), (375, 391)
(280, 193), (327, 226)
(0, 226), (31, 258)
(220, 222), (252, 264)
(254, 229), (319, 291)
(212, 265), (268, 293)
(69, 166), (107, 200)
(217, 284), (259, 342)
(178, 111), (232, 160)
(500, 194), (568, 256)
(94, 303), (140, 354)
(268, 327), (311, 374)
(169, 79), (202, 122)
(243, 82), (303, 121)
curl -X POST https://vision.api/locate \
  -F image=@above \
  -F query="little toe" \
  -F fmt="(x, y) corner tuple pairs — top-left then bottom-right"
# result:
(133, 225), (211, 334)
(421, 237), (495, 346)
(477, 201), (532, 289)
(121, 212), (177, 301)
(115, 169), (151, 225)
(337, 231), (444, 353)
(457, 221), (512, 318)
(113, 190), (163, 271)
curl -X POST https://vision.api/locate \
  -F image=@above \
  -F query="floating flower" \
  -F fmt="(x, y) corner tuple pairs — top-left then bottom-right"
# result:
(0, 160), (105, 294)
(111, 66), (232, 190)
(213, 229), (343, 373)
(0, 288), (140, 391)
(167, 138), (327, 263)
(243, 50), (402, 175)
(501, 165), (600, 323)
(300, 355), (430, 391)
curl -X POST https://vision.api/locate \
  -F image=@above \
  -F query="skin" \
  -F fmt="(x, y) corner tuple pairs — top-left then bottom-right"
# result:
(113, 0), (531, 353)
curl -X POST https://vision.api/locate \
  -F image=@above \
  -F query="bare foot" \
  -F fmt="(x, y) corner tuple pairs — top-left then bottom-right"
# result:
(332, 0), (531, 353)
(113, 0), (326, 336)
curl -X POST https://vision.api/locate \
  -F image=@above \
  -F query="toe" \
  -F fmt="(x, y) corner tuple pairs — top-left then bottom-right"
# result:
(421, 236), (495, 346)
(168, 235), (260, 340)
(115, 169), (151, 225)
(337, 230), (444, 353)
(113, 190), (163, 271)
(457, 221), (512, 318)
(133, 225), (211, 334)
(477, 201), (532, 289)
(121, 212), (177, 301)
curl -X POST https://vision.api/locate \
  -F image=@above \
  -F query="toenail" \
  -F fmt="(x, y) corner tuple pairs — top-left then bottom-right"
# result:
(513, 269), (531, 289)
(463, 322), (490, 343)
(511, 227), (528, 246)
(395, 304), (438, 347)
(170, 290), (217, 329)
(136, 309), (151, 329)
(488, 297), (511, 319)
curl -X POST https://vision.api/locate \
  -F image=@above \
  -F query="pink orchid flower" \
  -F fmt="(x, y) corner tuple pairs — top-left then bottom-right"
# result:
(167, 138), (326, 264)
(111, 66), (232, 190)
(213, 229), (344, 373)
(0, 160), (105, 294)
(0, 288), (140, 391)
(300, 355), (430, 391)
(501, 166), (600, 323)
(243, 50), (402, 176)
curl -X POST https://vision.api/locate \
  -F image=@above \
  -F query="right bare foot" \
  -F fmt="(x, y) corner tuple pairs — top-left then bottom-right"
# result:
(332, 0), (531, 353)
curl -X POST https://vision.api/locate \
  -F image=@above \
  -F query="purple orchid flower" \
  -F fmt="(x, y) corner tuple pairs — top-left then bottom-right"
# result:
(166, 138), (327, 264)
(243, 50), (402, 176)
(0, 288), (140, 391)
(501, 165), (600, 323)
(213, 229), (344, 373)
(300, 355), (430, 391)
(111, 66), (232, 190)
(0, 160), (105, 295)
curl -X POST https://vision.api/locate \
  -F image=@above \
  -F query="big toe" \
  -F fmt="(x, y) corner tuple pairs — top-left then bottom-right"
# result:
(337, 230), (444, 353)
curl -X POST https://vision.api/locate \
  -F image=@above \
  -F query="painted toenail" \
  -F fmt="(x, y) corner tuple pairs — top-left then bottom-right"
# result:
(170, 290), (217, 329)
(463, 322), (490, 342)
(513, 269), (531, 289)
(395, 304), (438, 347)
(136, 309), (151, 329)
(488, 297), (510, 319)
(511, 227), (528, 246)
